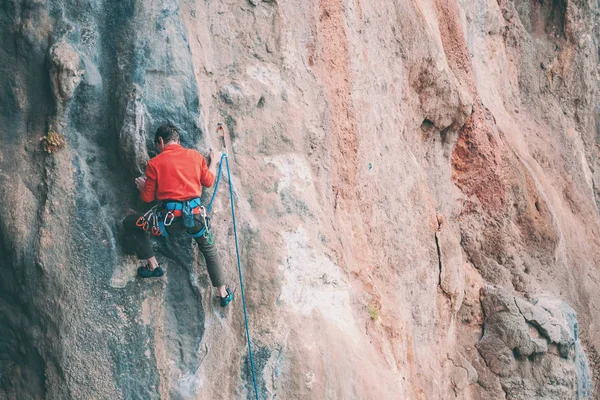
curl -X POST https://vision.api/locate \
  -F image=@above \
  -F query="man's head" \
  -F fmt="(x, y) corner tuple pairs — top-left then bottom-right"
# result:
(154, 123), (181, 152)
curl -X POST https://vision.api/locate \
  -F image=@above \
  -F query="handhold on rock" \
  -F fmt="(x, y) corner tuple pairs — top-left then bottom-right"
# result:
(119, 86), (150, 177)
(48, 41), (83, 104)
(219, 82), (261, 112)
(220, 83), (245, 105)
(476, 285), (591, 399)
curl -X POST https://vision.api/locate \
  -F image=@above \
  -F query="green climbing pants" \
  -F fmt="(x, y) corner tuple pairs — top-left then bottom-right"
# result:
(123, 212), (225, 287)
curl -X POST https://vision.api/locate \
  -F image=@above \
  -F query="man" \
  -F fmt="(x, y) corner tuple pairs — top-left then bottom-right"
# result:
(123, 123), (234, 307)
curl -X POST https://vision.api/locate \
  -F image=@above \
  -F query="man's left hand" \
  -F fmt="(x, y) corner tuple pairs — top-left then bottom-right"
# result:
(135, 176), (146, 192)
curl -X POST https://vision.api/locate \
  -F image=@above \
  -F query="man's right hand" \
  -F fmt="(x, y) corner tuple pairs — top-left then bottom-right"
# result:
(208, 149), (222, 166)
(135, 176), (146, 192)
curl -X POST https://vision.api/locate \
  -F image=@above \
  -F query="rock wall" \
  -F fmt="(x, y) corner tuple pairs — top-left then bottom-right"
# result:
(0, 0), (598, 399)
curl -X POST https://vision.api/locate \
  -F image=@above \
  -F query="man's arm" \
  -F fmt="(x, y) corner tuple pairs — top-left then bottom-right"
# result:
(138, 162), (158, 202)
(200, 149), (221, 187)
(208, 149), (222, 176)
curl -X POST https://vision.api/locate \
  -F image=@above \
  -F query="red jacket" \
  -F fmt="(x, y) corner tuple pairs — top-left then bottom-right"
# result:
(141, 144), (215, 202)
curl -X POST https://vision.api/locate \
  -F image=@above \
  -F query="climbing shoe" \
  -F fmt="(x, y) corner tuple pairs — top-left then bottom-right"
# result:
(219, 288), (234, 307)
(137, 264), (164, 278)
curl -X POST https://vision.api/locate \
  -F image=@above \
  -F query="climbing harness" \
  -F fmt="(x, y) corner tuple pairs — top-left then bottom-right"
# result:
(136, 199), (205, 238)
(162, 198), (202, 216)
(212, 122), (260, 400)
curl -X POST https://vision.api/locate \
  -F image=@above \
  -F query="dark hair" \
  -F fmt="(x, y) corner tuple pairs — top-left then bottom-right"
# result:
(155, 123), (180, 144)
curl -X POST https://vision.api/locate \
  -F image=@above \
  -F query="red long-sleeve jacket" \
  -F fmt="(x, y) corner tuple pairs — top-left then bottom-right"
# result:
(141, 144), (215, 202)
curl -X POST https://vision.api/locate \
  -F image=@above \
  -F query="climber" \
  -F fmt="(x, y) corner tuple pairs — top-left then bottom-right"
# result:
(122, 123), (234, 307)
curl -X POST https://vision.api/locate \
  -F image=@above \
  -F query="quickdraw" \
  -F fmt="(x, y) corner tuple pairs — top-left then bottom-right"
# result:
(199, 206), (213, 244)
(151, 212), (163, 236)
(217, 122), (227, 149)
(136, 208), (154, 231)
(136, 205), (164, 236)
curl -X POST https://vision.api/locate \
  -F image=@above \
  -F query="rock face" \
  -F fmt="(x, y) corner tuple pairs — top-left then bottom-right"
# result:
(476, 286), (591, 399)
(0, 0), (598, 399)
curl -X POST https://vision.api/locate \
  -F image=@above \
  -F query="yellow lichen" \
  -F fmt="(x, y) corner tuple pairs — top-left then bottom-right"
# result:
(41, 127), (67, 153)
(368, 305), (379, 321)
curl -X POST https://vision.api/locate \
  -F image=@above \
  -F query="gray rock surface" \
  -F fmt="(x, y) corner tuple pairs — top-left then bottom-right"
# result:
(476, 286), (591, 399)
(0, 0), (598, 399)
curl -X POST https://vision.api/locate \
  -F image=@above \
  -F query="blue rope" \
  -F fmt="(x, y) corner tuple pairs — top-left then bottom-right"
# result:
(209, 153), (259, 400)
(206, 153), (226, 213)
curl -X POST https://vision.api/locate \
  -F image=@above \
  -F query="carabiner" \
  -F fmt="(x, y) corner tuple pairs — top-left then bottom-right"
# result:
(151, 213), (162, 236)
(217, 123), (226, 149)
(164, 211), (175, 226)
